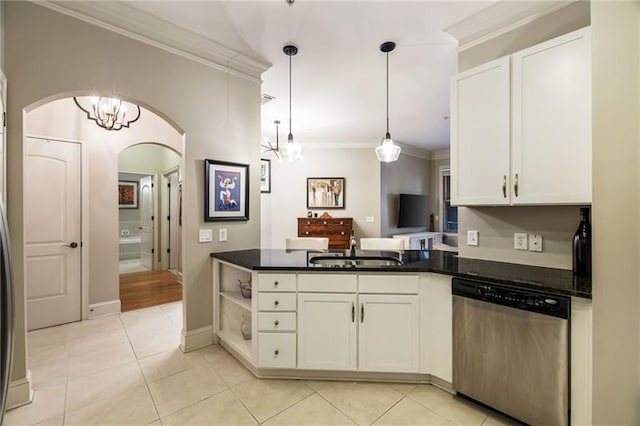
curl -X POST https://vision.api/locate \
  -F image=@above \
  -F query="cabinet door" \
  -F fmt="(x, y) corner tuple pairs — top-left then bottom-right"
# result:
(421, 274), (452, 382)
(358, 294), (419, 373)
(511, 28), (591, 204)
(451, 56), (511, 206)
(297, 293), (357, 371)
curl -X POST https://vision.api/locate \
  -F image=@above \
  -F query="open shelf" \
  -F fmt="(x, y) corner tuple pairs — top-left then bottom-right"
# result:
(218, 329), (253, 360)
(220, 291), (251, 311)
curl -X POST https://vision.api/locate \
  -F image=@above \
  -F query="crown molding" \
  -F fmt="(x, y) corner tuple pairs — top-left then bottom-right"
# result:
(431, 148), (450, 161)
(444, 0), (578, 52)
(35, 1), (271, 83)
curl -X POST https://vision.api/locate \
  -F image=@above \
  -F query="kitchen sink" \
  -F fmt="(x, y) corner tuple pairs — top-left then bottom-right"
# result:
(308, 256), (403, 268)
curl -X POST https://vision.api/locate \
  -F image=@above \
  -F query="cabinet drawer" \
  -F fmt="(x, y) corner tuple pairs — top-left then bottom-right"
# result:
(258, 273), (296, 292)
(258, 333), (296, 369)
(298, 274), (357, 293)
(258, 312), (297, 332)
(359, 275), (419, 294)
(258, 292), (296, 311)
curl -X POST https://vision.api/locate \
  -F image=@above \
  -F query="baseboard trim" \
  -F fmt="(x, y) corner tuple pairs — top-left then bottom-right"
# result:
(6, 370), (34, 410)
(88, 299), (121, 319)
(177, 271), (183, 285)
(180, 325), (213, 352)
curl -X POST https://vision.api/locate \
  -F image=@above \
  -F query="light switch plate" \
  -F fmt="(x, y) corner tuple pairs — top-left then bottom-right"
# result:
(199, 228), (213, 243)
(365, 216), (375, 223)
(467, 230), (479, 246)
(514, 233), (528, 250)
(529, 234), (543, 252)
(219, 228), (228, 242)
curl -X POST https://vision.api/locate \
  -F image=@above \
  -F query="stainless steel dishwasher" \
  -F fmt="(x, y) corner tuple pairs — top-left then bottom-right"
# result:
(452, 277), (569, 426)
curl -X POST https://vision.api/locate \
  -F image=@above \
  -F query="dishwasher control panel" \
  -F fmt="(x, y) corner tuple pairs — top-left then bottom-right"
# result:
(452, 278), (569, 319)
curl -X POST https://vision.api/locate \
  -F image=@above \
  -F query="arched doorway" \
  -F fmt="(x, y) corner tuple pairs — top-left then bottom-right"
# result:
(24, 95), (185, 330)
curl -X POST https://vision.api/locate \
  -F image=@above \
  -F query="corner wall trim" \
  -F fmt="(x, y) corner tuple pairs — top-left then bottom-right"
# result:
(6, 370), (34, 410)
(88, 299), (121, 319)
(180, 325), (214, 352)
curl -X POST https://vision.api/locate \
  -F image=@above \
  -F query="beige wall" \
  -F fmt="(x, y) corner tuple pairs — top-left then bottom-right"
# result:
(455, 3), (590, 269)
(261, 147), (381, 249)
(6, 2), (262, 386)
(380, 152), (431, 237)
(591, 1), (640, 423)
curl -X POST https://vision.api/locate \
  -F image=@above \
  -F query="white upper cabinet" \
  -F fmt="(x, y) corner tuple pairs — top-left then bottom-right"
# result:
(511, 28), (591, 205)
(451, 57), (511, 206)
(451, 27), (591, 206)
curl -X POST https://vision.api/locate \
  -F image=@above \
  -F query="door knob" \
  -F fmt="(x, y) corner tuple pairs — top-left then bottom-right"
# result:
(65, 242), (79, 248)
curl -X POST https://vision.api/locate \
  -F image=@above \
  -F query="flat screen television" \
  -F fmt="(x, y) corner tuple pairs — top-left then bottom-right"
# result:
(397, 193), (428, 228)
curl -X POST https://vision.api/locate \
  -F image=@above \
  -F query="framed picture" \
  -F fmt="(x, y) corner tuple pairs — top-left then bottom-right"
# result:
(260, 159), (271, 193)
(118, 181), (138, 209)
(204, 159), (249, 221)
(307, 177), (345, 209)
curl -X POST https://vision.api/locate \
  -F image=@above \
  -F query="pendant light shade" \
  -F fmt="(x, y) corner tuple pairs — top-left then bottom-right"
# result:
(281, 44), (303, 162)
(376, 41), (401, 162)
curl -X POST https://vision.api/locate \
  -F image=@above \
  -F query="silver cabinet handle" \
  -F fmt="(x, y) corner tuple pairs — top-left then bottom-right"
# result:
(274, 320), (279, 326)
(361, 303), (364, 323)
(63, 242), (79, 248)
(274, 349), (279, 356)
(351, 303), (355, 322)
(274, 300), (279, 307)
(514, 173), (519, 197)
(502, 176), (507, 198)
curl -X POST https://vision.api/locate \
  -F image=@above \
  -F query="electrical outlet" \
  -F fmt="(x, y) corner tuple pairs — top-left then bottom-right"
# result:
(467, 230), (479, 246)
(198, 228), (213, 243)
(514, 233), (528, 250)
(365, 216), (375, 223)
(219, 228), (228, 242)
(529, 234), (543, 252)
(120, 229), (130, 237)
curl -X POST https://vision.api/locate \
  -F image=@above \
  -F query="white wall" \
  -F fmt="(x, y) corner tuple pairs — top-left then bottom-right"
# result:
(6, 2), (263, 389)
(591, 1), (640, 423)
(261, 147), (380, 249)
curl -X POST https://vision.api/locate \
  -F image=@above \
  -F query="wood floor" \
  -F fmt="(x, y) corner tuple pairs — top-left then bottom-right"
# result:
(120, 270), (182, 312)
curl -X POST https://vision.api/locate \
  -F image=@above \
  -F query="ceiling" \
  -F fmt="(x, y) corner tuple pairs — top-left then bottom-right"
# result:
(126, 1), (496, 152)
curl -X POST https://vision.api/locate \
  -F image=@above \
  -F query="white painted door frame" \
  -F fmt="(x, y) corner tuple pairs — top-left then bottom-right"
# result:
(160, 166), (180, 272)
(118, 170), (159, 269)
(24, 134), (90, 322)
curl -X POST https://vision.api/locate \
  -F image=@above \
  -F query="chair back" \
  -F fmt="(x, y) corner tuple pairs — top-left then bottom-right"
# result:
(285, 237), (329, 250)
(360, 237), (405, 250)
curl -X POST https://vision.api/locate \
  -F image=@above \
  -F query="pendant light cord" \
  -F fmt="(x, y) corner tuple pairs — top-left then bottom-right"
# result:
(386, 51), (389, 135)
(289, 53), (293, 138)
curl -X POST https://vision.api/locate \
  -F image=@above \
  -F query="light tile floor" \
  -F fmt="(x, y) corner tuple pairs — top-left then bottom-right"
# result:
(6, 302), (518, 426)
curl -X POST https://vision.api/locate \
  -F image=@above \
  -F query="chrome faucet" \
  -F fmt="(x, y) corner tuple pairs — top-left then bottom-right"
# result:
(350, 230), (357, 257)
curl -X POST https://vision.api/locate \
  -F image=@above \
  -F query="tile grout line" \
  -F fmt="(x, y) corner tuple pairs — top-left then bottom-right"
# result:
(254, 384), (318, 425)
(313, 386), (361, 425)
(226, 380), (262, 425)
(370, 394), (407, 425)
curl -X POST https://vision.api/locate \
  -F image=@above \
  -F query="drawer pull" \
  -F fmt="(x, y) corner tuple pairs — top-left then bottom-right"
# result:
(323, 221), (327, 225)
(340, 221), (344, 225)
(274, 349), (280, 356)
(305, 231), (309, 235)
(341, 231), (345, 235)
(274, 320), (280, 326)
(306, 221), (310, 225)
(274, 300), (279, 307)
(274, 281), (279, 287)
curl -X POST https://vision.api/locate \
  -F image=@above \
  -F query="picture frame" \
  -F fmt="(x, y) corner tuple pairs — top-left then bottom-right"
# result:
(204, 159), (249, 221)
(307, 177), (345, 209)
(118, 181), (138, 209)
(260, 159), (271, 193)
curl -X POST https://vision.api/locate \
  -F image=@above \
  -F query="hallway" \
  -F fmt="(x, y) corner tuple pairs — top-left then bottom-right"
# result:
(119, 271), (182, 312)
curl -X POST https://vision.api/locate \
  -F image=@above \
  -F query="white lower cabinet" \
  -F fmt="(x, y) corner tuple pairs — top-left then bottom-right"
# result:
(359, 294), (419, 373)
(297, 274), (420, 373)
(258, 332), (297, 368)
(297, 293), (358, 371)
(419, 273), (453, 382)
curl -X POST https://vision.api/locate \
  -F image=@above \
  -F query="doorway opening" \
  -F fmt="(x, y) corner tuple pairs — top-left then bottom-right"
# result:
(118, 143), (183, 312)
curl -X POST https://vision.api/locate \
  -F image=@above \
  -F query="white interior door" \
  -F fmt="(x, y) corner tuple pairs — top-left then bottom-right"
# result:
(140, 176), (154, 270)
(168, 172), (179, 270)
(25, 137), (81, 330)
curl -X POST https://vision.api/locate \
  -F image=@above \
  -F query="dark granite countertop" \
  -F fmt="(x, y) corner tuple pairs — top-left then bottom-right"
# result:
(211, 249), (591, 299)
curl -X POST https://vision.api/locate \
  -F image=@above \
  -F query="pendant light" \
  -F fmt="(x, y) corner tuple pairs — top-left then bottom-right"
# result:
(279, 44), (303, 162)
(375, 41), (401, 162)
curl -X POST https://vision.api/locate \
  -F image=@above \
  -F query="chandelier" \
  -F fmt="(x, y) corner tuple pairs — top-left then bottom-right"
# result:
(73, 96), (141, 131)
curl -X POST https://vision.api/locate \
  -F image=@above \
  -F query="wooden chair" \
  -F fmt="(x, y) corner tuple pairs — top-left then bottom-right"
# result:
(285, 237), (329, 250)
